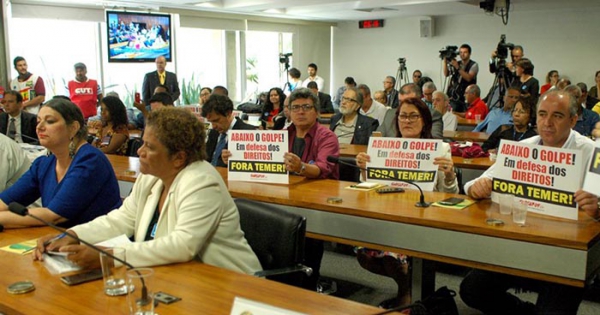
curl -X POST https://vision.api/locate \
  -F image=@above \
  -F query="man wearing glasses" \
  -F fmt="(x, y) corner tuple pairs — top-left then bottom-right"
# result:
(282, 87), (340, 294)
(474, 87), (520, 134)
(383, 76), (399, 109)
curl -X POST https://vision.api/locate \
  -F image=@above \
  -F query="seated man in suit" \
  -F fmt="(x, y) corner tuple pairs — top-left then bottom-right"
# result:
(307, 81), (334, 114)
(330, 87), (379, 145)
(0, 90), (38, 143)
(377, 83), (443, 138)
(202, 94), (256, 167)
(330, 87), (378, 182)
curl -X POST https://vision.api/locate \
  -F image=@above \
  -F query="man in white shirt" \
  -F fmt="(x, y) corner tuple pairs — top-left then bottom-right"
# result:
(357, 84), (387, 125)
(460, 90), (598, 315)
(0, 133), (31, 192)
(301, 63), (325, 91)
(432, 91), (456, 131)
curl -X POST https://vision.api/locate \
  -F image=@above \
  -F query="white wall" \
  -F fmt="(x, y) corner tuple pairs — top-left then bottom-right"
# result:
(332, 8), (600, 96)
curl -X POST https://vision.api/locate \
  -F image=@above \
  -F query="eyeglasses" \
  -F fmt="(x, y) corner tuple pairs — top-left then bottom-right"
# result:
(289, 104), (315, 112)
(341, 97), (357, 103)
(512, 109), (527, 115)
(398, 114), (421, 122)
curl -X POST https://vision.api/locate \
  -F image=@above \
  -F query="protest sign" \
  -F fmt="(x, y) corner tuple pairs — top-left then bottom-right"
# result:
(493, 140), (583, 220)
(583, 141), (600, 194)
(228, 130), (288, 184)
(366, 138), (443, 191)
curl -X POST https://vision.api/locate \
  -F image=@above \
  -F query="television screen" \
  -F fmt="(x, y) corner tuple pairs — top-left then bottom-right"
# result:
(106, 11), (172, 62)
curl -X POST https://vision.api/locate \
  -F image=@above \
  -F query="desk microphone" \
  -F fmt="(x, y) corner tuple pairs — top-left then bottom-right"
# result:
(9, 130), (40, 144)
(8, 202), (150, 305)
(326, 155), (431, 207)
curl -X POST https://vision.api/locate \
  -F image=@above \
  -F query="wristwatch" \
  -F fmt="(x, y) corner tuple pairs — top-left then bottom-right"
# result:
(298, 163), (306, 175)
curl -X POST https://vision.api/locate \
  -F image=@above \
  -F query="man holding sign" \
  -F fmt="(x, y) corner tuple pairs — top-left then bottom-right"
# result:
(202, 94), (256, 167)
(461, 90), (598, 315)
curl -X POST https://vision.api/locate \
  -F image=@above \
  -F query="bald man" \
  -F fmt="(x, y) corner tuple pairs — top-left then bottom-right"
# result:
(141, 56), (180, 107)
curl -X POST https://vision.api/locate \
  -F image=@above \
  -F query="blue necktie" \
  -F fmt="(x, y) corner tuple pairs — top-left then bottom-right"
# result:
(212, 133), (227, 166)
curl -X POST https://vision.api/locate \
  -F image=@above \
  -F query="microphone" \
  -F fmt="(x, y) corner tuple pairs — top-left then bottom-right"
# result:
(8, 202), (150, 305)
(9, 130), (40, 144)
(327, 155), (431, 208)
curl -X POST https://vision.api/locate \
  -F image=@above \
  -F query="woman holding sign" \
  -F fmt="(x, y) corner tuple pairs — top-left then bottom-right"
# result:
(355, 97), (459, 309)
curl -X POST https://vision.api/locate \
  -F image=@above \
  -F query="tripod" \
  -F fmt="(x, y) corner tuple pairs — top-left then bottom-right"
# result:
(486, 60), (512, 110)
(395, 60), (409, 91)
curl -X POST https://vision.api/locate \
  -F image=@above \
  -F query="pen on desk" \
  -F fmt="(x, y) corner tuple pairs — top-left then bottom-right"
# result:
(43, 232), (67, 247)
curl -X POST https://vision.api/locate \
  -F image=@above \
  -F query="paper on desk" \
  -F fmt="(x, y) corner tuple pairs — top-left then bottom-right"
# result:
(0, 238), (38, 255)
(230, 297), (306, 315)
(42, 234), (132, 275)
(345, 182), (384, 191)
(432, 199), (476, 210)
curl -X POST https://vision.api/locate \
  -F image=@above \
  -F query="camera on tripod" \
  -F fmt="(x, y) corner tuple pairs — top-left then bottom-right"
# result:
(439, 46), (458, 61)
(279, 53), (292, 64)
(496, 34), (514, 60)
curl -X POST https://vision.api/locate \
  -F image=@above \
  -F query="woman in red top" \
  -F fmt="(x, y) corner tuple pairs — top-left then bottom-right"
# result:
(261, 87), (286, 124)
(540, 70), (559, 95)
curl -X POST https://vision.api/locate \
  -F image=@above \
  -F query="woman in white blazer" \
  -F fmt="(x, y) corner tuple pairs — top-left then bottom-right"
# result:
(35, 107), (261, 274)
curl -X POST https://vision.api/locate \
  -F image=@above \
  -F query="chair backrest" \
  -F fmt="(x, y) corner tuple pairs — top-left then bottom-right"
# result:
(235, 198), (306, 283)
(126, 137), (143, 157)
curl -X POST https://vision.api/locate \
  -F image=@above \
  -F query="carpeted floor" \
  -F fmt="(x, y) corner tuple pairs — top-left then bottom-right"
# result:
(319, 244), (600, 314)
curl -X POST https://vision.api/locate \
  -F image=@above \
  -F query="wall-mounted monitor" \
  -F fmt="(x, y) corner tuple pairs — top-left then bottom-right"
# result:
(106, 11), (172, 62)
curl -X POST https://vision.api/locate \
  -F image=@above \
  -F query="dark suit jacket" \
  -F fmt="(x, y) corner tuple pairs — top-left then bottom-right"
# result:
(329, 113), (379, 145)
(206, 118), (257, 167)
(318, 92), (334, 113)
(142, 70), (180, 105)
(0, 111), (38, 144)
(376, 107), (443, 139)
(387, 89), (399, 109)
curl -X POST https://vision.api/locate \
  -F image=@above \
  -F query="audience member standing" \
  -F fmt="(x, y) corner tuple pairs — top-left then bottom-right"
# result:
(10, 56), (45, 115)
(68, 62), (102, 121)
(142, 56), (180, 107)
(301, 63), (325, 91)
(540, 70), (559, 95)
(283, 68), (303, 95)
(443, 44), (478, 112)
(383, 76), (399, 109)
(0, 90), (38, 143)
(512, 58), (539, 103)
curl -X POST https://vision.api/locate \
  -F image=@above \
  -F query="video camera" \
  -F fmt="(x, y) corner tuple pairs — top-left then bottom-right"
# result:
(439, 46), (458, 61)
(279, 53), (292, 64)
(496, 34), (514, 60)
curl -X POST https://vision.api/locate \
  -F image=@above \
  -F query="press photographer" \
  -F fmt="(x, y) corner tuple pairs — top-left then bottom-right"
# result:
(489, 34), (523, 81)
(442, 44), (479, 112)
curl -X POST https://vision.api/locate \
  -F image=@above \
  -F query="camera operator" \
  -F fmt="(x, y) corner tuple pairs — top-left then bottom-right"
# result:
(490, 45), (524, 79)
(443, 44), (479, 112)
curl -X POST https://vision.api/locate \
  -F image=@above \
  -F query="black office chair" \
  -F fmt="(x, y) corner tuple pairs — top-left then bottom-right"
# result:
(454, 166), (464, 195)
(234, 198), (312, 287)
(126, 138), (143, 157)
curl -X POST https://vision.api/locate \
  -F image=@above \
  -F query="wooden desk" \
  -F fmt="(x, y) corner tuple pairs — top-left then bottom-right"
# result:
(216, 168), (600, 288)
(0, 228), (383, 315)
(456, 117), (478, 127)
(105, 155), (600, 288)
(443, 130), (489, 142)
(320, 113), (334, 119)
(339, 144), (493, 170)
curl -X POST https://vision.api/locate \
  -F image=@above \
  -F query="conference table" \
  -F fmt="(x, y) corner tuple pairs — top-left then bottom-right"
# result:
(338, 144), (494, 170)
(443, 130), (489, 143)
(0, 228), (384, 315)
(106, 155), (600, 294)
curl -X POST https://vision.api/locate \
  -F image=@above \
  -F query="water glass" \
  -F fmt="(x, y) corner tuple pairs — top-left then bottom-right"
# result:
(498, 193), (513, 215)
(512, 199), (528, 226)
(127, 268), (155, 315)
(100, 247), (128, 296)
